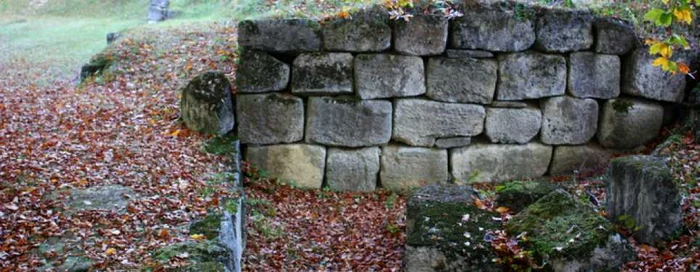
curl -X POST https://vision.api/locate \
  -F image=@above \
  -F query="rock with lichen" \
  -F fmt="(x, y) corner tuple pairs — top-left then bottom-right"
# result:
(152, 241), (230, 272)
(180, 71), (234, 135)
(495, 180), (558, 213)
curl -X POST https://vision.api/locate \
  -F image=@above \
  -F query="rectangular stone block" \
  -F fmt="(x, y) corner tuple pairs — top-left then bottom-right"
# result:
(306, 97), (392, 147)
(426, 57), (497, 104)
(236, 50), (289, 93)
(291, 53), (353, 95)
(434, 137), (472, 149)
(450, 142), (553, 183)
(393, 99), (485, 147)
(485, 107), (542, 144)
(568, 52), (620, 99)
(541, 96), (598, 145)
(322, 11), (391, 52)
(622, 49), (686, 103)
(394, 15), (447, 56)
(354, 54), (426, 99)
(550, 144), (610, 176)
(445, 49), (494, 59)
(238, 19), (322, 53)
(593, 17), (638, 55)
(326, 147), (380, 192)
(597, 98), (664, 149)
(245, 144), (326, 189)
(497, 52), (566, 100)
(450, 8), (535, 52)
(236, 94), (304, 145)
(535, 10), (593, 53)
(380, 146), (448, 192)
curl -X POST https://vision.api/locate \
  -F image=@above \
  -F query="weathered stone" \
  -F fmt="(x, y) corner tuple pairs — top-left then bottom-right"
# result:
(325, 147), (380, 192)
(426, 57), (497, 104)
(291, 53), (353, 95)
(450, 8), (535, 52)
(593, 17), (638, 55)
(495, 180), (558, 213)
(66, 185), (138, 215)
(435, 137), (472, 149)
(445, 49), (494, 59)
(238, 19), (322, 53)
(394, 15), (448, 56)
(535, 10), (594, 53)
(190, 213), (222, 241)
(622, 49), (686, 102)
(236, 94), (303, 145)
(322, 11), (391, 52)
(568, 52), (621, 99)
(550, 144), (611, 176)
(153, 241), (229, 271)
(80, 54), (112, 81)
(404, 185), (501, 272)
(306, 97), (392, 147)
(597, 98), (664, 149)
(608, 156), (681, 245)
(245, 144), (326, 189)
(540, 96), (598, 145)
(148, 0), (169, 22)
(106, 32), (121, 44)
(497, 52), (566, 100)
(507, 190), (634, 271)
(393, 99), (485, 147)
(354, 54), (425, 99)
(180, 72), (234, 135)
(485, 107), (542, 144)
(450, 142), (553, 183)
(380, 146), (449, 192)
(236, 50), (289, 93)
(489, 101), (528, 108)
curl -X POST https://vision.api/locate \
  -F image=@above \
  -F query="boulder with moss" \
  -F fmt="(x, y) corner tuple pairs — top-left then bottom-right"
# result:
(80, 54), (113, 81)
(152, 241), (230, 272)
(180, 72), (234, 135)
(495, 180), (558, 213)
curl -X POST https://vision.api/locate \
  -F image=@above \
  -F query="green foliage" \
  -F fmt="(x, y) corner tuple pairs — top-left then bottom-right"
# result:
(385, 192), (398, 210)
(202, 133), (238, 155)
(612, 99), (635, 113)
(617, 214), (642, 231)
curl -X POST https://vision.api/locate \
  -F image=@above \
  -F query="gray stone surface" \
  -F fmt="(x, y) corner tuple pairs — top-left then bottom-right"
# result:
(325, 147), (380, 192)
(568, 52), (621, 99)
(541, 96), (599, 145)
(291, 53), (353, 95)
(380, 146), (449, 192)
(597, 98), (664, 149)
(238, 19), (322, 53)
(490, 101), (528, 108)
(435, 137), (472, 149)
(66, 185), (138, 215)
(306, 97), (392, 147)
(497, 52), (566, 100)
(450, 8), (535, 52)
(445, 49), (494, 58)
(608, 156), (682, 245)
(180, 72), (234, 135)
(535, 10), (594, 53)
(354, 54), (425, 99)
(550, 144), (611, 176)
(594, 17), (638, 55)
(622, 49), (686, 102)
(485, 106), (542, 144)
(148, 0), (169, 22)
(393, 99), (485, 147)
(322, 11), (391, 52)
(450, 142), (553, 183)
(426, 57), (497, 104)
(245, 144), (326, 189)
(236, 50), (289, 93)
(394, 15), (448, 56)
(236, 94), (304, 145)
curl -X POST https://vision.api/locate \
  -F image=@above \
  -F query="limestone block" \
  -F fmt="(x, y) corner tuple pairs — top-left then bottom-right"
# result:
(485, 107), (542, 144)
(236, 93), (304, 144)
(426, 57), (497, 104)
(306, 97), (392, 147)
(549, 144), (611, 176)
(380, 146), (449, 192)
(597, 98), (664, 149)
(291, 53), (353, 95)
(322, 11), (391, 52)
(394, 15), (448, 56)
(497, 52), (566, 100)
(236, 50), (289, 93)
(238, 19), (322, 53)
(540, 96), (598, 145)
(450, 142), (553, 183)
(354, 54), (425, 99)
(568, 52), (621, 99)
(622, 49), (686, 102)
(180, 72), (234, 135)
(450, 8), (535, 52)
(593, 17), (638, 55)
(245, 144), (326, 189)
(393, 99), (485, 147)
(535, 10), (594, 53)
(325, 147), (380, 192)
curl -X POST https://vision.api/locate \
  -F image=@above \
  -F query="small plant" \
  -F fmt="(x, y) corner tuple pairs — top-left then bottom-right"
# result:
(386, 223), (401, 235)
(202, 133), (238, 155)
(612, 99), (634, 113)
(385, 193), (398, 210)
(617, 214), (642, 232)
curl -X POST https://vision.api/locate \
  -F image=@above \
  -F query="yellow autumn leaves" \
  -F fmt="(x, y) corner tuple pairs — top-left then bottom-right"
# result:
(643, 0), (695, 76)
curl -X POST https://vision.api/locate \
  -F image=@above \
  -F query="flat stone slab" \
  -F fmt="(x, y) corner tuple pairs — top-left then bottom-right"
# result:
(380, 146), (449, 192)
(597, 98), (664, 149)
(245, 144), (326, 189)
(354, 54), (425, 99)
(497, 52), (566, 100)
(568, 52), (621, 99)
(325, 147), (380, 192)
(236, 93), (304, 145)
(238, 19), (322, 53)
(485, 106), (542, 144)
(291, 53), (353, 95)
(236, 50), (290, 93)
(622, 49), (686, 102)
(549, 144), (611, 176)
(593, 17), (638, 55)
(393, 99), (485, 147)
(426, 57), (497, 104)
(66, 185), (138, 215)
(535, 9), (594, 53)
(450, 7), (535, 52)
(306, 97), (392, 147)
(541, 96), (598, 145)
(394, 15), (448, 56)
(322, 11), (391, 52)
(450, 142), (553, 183)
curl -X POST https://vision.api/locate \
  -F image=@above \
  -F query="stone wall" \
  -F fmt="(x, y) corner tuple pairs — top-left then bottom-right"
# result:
(234, 5), (687, 191)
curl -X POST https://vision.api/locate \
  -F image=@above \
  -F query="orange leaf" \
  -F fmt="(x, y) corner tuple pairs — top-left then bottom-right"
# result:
(159, 228), (170, 239)
(474, 198), (487, 210)
(337, 10), (350, 19)
(106, 248), (117, 256)
(495, 206), (510, 214)
(168, 129), (181, 137)
(678, 62), (690, 74)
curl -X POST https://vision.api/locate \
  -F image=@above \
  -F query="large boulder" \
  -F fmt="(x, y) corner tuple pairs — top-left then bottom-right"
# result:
(425, 57), (497, 104)
(354, 54), (425, 99)
(236, 93), (304, 145)
(450, 142), (553, 183)
(245, 144), (326, 189)
(322, 10), (391, 52)
(291, 53), (353, 95)
(497, 52), (566, 100)
(593, 17), (638, 55)
(484, 106), (542, 144)
(235, 50), (289, 93)
(622, 49), (686, 102)
(608, 156), (682, 245)
(597, 98), (664, 149)
(147, 0), (169, 22)
(393, 99), (485, 147)
(568, 52), (621, 99)
(534, 9), (594, 53)
(404, 185), (501, 272)
(325, 147), (380, 192)
(506, 190), (635, 271)
(450, 7), (535, 52)
(549, 144), (611, 176)
(237, 19), (322, 53)
(180, 72), (234, 135)
(380, 146), (449, 192)
(495, 180), (558, 213)
(394, 15), (448, 56)
(540, 96), (598, 145)
(306, 97), (392, 147)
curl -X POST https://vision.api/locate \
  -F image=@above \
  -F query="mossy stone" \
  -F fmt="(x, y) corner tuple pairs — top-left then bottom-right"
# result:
(495, 180), (559, 213)
(153, 241), (230, 270)
(189, 213), (223, 240)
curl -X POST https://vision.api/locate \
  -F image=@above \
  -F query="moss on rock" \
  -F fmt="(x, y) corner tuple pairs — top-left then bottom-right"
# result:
(495, 180), (558, 213)
(152, 241), (229, 271)
(189, 213), (223, 240)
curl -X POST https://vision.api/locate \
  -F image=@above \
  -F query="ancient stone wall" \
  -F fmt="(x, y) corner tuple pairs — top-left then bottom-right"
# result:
(234, 6), (687, 191)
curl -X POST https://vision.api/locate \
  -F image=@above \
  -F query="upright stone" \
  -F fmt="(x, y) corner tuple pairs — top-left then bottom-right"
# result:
(245, 144), (326, 189)
(485, 107), (542, 144)
(450, 143), (553, 183)
(236, 50), (289, 93)
(380, 146), (449, 192)
(306, 97), (392, 147)
(394, 15), (448, 56)
(597, 98), (664, 149)
(325, 147), (380, 192)
(236, 94), (304, 145)
(291, 53), (353, 95)
(148, 0), (169, 22)
(497, 52), (566, 100)
(180, 72), (234, 135)
(393, 99), (485, 147)
(541, 96), (598, 145)
(238, 19), (322, 53)
(323, 10), (391, 52)
(622, 49), (686, 102)
(450, 8), (535, 52)
(550, 144), (611, 176)
(535, 10), (594, 53)
(354, 54), (425, 99)
(426, 57), (497, 104)
(608, 156), (681, 245)
(568, 52), (621, 99)
(593, 17), (638, 55)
